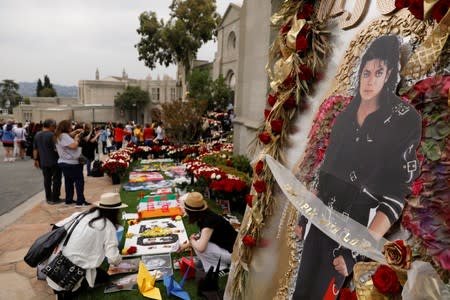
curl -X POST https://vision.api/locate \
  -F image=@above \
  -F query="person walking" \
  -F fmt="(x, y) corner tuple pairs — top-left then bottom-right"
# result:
(155, 121), (165, 144)
(143, 123), (155, 146)
(1, 121), (15, 162)
(99, 126), (108, 155)
(79, 124), (101, 176)
(13, 122), (27, 159)
(33, 119), (63, 205)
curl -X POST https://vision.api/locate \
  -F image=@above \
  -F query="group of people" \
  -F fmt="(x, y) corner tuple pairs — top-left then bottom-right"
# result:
(33, 119), (91, 206)
(44, 190), (237, 299)
(0, 120), (33, 161)
(110, 121), (166, 151)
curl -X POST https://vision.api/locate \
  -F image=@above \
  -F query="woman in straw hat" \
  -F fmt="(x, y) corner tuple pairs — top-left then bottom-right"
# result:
(178, 192), (237, 273)
(47, 192), (128, 299)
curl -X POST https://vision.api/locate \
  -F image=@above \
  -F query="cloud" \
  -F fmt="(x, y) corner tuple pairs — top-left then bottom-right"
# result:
(0, 0), (242, 85)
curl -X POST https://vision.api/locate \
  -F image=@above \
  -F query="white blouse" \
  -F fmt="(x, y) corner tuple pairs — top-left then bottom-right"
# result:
(46, 211), (122, 291)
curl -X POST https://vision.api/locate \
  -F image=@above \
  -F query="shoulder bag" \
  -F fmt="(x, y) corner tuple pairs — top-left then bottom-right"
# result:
(42, 214), (87, 291)
(24, 213), (84, 268)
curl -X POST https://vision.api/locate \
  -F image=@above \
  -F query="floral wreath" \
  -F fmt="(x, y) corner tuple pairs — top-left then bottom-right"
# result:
(229, 0), (450, 298)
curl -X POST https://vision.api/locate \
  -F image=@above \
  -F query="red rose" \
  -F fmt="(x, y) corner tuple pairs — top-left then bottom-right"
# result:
(395, 0), (409, 9)
(255, 160), (264, 175)
(253, 180), (267, 194)
(372, 265), (402, 295)
(339, 288), (357, 300)
(267, 94), (277, 107)
(296, 35), (308, 52)
(270, 119), (284, 134)
(431, 0), (450, 22)
(127, 246), (137, 255)
(264, 109), (272, 120)
(299, 64), (313, 81)
(245, 194), (253, 208)
(407, 0), (424, 20)
(411, 178), (424, 196)
(280, 23), (291, 34)
(281, 73), (295, 88)
(242, 235), (257, 247)
(413, 77), (433, 94)
(283, 95), (297, 109)
(297, 3), (314, 19)
(259, 131), (272, 144)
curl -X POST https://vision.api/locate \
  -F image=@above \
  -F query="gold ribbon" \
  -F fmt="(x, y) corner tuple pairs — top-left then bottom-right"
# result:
(270, 54), (294, 91)
(424, 0), (442, 18)
(286, 18), (306, 50)
(401, 8), (450, 79)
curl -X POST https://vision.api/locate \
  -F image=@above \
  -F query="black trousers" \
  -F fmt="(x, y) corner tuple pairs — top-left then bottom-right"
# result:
(293, 225), (351, 300)
(42, 165), (62, 202)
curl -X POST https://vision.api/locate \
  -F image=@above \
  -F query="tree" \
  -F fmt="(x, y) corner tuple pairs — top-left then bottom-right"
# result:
(37, 75), (57, 97)
(161, 98), (207, 144)
(39, 87), (57, 97)
(36, 79), (43, 96)
(0, 79), (22, 113)
(186, 69), (212, 101)
(135, 0), (221, 77)
(114, 86), (150, 122)
(210, 74), (233, 111)
(43, 75), (52, 89)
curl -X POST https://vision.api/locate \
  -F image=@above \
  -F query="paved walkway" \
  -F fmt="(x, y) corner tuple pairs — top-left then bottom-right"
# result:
(0, 173), (118, 299)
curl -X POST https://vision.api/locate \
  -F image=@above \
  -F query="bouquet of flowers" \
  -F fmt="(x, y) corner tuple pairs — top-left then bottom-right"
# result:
(102, 158), (129, 177)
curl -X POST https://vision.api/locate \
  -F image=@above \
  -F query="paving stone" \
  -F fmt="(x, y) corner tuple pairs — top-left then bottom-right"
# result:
(0, 263), (15, 272)
(0, 248), (28, 265)
(0, 224), (50, 251)
(30, 277), (54, 296)
(16, 260), (37, 278)
(0, 272), (37, 300)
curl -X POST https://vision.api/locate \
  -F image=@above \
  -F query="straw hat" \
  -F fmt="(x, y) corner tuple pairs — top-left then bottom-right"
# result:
(94, 192), (128, 209)
(183, 192), (208, 211)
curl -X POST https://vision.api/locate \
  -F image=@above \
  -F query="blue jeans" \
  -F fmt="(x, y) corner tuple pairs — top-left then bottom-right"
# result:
(86, 159), (92, 176)
(59, 163), (85, 205)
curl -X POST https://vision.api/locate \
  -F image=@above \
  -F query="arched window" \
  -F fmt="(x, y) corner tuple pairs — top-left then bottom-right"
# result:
(227, 71), (236, 90)
(227, 31), (236, 49)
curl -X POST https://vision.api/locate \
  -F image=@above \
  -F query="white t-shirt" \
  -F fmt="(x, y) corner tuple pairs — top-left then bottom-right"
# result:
(46, 211), (122, 291)
(156, 126), (165, 140)
(12, 127), (26, 142)
(55, 133), (81, 164)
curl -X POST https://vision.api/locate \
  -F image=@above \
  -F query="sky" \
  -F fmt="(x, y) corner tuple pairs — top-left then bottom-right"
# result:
(0, 0), (243, 86)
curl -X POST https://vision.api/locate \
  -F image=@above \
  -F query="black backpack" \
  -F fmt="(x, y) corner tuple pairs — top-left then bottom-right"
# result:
(91, 160), (104, 177)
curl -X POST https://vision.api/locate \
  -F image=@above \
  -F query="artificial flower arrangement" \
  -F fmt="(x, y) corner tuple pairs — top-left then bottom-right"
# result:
(102, 157), (129, 177)
(350, 240), (412, 299)
(184, 159), (250, 204)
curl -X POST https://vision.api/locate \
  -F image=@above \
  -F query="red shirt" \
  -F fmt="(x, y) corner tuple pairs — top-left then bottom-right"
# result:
(143, 127), (155, 140)
(114, 127), (124, 142)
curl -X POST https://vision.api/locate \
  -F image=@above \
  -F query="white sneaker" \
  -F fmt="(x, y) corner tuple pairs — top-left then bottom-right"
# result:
(3, 158), (8, 162)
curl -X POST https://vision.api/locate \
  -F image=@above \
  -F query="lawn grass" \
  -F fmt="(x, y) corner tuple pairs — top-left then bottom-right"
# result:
(76, 176), (234, 299)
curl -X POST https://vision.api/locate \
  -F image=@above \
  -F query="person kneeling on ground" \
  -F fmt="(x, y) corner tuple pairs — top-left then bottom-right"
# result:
(47, 192), (127, 299)
(178, 192), (237, 274)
